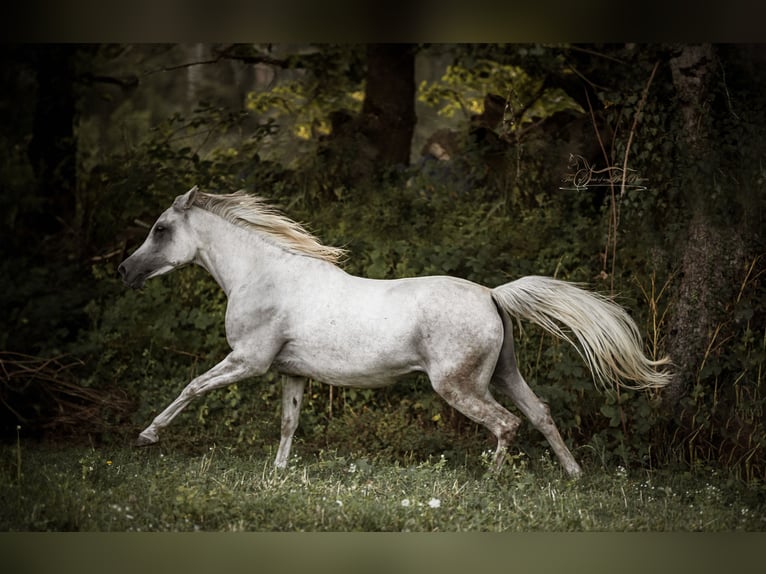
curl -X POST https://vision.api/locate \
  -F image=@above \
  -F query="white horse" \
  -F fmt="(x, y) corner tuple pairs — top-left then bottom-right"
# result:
(118, 186), (670, 476)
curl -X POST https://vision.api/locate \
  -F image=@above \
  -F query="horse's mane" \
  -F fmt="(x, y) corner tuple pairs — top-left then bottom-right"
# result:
(193, 191), (346, 264)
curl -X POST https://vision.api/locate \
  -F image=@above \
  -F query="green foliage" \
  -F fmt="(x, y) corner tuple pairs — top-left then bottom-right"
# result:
(418, 59), (580, 123)
(246, 72), (364, 168)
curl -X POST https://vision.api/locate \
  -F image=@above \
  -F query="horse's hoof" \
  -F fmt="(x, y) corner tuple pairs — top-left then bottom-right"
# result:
(135, 431), (158, 447)
(566, 464), (583, 479)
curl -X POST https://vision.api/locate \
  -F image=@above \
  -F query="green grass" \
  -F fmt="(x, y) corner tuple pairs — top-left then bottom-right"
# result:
(1, 442), (764, 531)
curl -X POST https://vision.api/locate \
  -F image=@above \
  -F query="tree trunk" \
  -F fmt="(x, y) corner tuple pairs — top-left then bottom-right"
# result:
(318, 44), (416, 186)
(186, 43), (206, 109)
(27, 45), (78, 236)
(664, 45), (747, 405)
(360, 44), (416, 167)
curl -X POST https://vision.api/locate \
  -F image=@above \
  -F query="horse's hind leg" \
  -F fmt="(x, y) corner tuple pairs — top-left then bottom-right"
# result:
(429, 359), (522, 471)
(495, 365), (583, 477)
(274, 376), (306, 469)
(493, 316), (583, 477)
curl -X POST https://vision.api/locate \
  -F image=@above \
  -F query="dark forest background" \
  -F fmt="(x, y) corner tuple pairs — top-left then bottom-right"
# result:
(1, 44), (764, 480)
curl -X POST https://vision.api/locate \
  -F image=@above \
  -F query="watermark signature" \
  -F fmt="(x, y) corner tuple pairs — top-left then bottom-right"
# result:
(560, 154), (648, 191)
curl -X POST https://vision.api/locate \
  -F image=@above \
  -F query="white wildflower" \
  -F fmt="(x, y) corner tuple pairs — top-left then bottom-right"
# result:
(428, 498), (441, 509)
(401, 498), (411, 508)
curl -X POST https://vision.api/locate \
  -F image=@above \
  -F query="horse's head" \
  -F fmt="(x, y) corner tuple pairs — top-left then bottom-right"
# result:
(118, 186), (200, 289)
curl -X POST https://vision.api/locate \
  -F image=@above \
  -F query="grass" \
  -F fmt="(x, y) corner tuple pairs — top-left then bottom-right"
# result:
(1, 441), (764, 531)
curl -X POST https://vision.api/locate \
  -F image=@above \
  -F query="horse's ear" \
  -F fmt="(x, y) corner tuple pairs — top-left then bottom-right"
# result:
(173, 185), (199, 211)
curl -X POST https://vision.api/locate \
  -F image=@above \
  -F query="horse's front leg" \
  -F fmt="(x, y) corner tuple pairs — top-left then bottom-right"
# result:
(136, 352), (259, 446)
(274, 375), (306, 469)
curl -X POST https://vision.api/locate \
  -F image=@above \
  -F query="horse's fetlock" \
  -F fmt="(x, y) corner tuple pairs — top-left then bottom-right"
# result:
(500, 419), (520, 443)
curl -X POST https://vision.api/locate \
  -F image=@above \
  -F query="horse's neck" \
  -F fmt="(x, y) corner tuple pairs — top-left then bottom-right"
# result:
(190, 208), (329, 297)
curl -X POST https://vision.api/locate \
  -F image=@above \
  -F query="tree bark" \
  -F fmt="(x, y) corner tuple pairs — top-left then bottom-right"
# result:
(664, 45), (746, 405)
(360, 44), (416, 167)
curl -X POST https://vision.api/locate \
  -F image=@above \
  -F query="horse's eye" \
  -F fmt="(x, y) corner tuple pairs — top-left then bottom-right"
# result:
(154, 224), (167, 235)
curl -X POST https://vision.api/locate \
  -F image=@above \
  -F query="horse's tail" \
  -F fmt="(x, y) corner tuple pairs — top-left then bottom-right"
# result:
(491, 276), (671, 391)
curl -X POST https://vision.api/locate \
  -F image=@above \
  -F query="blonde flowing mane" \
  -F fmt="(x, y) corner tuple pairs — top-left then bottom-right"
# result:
(193, 191), (346, 264)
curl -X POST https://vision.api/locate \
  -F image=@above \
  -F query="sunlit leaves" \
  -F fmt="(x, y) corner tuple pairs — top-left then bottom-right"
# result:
(417, 60), (581, 126)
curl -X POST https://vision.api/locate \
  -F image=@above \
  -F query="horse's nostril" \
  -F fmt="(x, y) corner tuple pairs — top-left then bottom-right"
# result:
(118, 263), (126, 279)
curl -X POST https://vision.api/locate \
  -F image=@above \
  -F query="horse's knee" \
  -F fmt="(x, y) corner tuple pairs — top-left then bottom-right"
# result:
(181, 381), (205, 400)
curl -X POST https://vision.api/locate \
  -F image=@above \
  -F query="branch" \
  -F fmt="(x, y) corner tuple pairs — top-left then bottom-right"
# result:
(79, 72), (139, 91)
(620, 61), (660, 197)
(214, 44), (293, 68)
(565, 45), (629, 66)
(585, 86), (618, 290)
(143, 45), (292, 77)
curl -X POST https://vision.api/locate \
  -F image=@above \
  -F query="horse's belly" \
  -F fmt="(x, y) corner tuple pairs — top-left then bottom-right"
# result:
(272, 336), (423, 388)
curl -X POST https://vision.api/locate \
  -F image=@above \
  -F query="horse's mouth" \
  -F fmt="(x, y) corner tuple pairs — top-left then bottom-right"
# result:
(117, 263), (147, 290)
(123, 275), (147, 290)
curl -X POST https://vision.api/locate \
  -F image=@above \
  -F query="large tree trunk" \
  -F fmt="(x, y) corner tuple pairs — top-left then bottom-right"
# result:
(664, 45), (748, 405)
(318, 44), (416, 186)
(666, 212), (745, 403)
(360, 44), (416, 167)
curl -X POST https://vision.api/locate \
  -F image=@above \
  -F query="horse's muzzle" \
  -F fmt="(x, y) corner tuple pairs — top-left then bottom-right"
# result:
(117, 261), (145, 289)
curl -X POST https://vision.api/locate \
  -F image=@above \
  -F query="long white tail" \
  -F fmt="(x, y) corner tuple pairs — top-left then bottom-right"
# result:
(491, 276), (671, 390)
